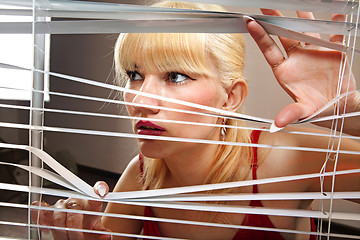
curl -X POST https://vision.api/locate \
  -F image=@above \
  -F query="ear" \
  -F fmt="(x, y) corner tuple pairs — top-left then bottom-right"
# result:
(223, 79), (247, 112)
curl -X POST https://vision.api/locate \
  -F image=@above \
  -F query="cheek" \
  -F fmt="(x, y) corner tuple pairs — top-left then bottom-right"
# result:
(124, 92), (134, 114)
(167, 84), (224, 125)
(177, 84), (224, 109)
(124, 92), (132, 102)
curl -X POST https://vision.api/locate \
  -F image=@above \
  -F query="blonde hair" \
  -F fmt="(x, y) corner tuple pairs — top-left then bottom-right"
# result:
(114, 1), (252, 191)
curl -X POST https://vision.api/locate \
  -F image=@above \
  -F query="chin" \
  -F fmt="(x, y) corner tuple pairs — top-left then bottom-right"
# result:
(138, 139), (168, 159)
(140, 151), (165, 159)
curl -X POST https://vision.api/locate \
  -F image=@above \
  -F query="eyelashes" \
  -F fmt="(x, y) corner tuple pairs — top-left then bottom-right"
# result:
(126, 71), (196, 85)
(166, 72), (196, 84)
(126, 70), (142, 81)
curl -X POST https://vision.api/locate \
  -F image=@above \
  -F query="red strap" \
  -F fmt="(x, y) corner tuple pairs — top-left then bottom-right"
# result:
(139, 153), (146, 186)
(250, 130), (261, 194)
(139, 153), (144, 175)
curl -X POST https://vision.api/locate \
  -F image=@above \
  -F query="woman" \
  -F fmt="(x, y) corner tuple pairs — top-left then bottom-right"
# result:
(32, 1), (360, 240)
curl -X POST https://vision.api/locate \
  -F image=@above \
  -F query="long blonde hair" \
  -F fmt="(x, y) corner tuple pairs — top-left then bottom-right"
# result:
(114, 1), (252, 191)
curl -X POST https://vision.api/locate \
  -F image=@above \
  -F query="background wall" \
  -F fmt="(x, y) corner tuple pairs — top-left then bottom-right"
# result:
(43, 33), (137, 174)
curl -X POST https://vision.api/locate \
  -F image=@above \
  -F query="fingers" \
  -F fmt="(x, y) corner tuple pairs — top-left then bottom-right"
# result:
(65, 200), (85, 240)
(31, 201), (52, 225)
(260, 9), (305, 51)
(260, 9), (283, 17)
(330, 14), (345, 43)
(260, 9), (325, 53)
(32, 199), (87, 240)
(30, 183), (110, 240)
(93, 181), (109, 198)
(246, 13), (304, 70)
(296, 11), (320, 39)
(82, 181), (112, 240)
(274, 102), (314, 128)
(31, 201), (53, 234)
(52, 199), (69, 240)
(245, 18), (285, 69)
(86, 181), (109, 213)
(64, 195), (107, 240)
(296, 11), (315, 19)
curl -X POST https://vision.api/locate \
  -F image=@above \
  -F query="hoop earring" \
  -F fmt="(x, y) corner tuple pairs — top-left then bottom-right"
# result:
(221, 118), (227, 141)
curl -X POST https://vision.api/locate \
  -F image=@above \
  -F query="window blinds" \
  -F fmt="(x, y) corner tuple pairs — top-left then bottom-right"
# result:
(0, 0), (359, 239)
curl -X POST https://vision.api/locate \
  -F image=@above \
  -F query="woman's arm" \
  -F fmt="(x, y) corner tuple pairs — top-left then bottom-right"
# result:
(246, 10), (360, 136)
(102, 155), (144, 239)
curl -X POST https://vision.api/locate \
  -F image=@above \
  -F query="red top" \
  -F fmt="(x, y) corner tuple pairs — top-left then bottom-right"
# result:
(140, 130), (317, 240)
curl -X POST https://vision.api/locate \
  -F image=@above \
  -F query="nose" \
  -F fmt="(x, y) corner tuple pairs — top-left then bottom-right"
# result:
(131, 77), (160, 115)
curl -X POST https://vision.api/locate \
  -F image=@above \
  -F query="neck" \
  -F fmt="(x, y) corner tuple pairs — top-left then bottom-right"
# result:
(163, 142), (220, 187)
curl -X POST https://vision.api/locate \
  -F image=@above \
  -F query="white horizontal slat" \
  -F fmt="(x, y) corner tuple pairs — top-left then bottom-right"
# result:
(0, 0), (356, 14)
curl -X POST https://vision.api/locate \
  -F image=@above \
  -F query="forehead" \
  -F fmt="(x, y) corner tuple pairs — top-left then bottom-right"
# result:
(116, 32), (215, 76)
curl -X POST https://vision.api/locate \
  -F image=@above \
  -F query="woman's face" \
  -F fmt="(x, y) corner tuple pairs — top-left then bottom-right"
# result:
(124, 61), (229, 159)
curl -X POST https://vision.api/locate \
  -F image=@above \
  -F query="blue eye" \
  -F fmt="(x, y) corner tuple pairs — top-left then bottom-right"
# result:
(167, 72), (195, 84)
(126, 71), (142, 81)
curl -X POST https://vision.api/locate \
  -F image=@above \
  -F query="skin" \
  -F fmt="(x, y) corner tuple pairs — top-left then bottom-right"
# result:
(31, 10), (360, 240)
(251, 10), (360, 135)
(123, 64), (246, 186)
(125, 68), (227, 164)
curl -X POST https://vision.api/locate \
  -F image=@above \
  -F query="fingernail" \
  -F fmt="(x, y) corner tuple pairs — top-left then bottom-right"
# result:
(243, 15), (255, 23)
(98, 184), (107, 197)
(270, 122), (284, 133)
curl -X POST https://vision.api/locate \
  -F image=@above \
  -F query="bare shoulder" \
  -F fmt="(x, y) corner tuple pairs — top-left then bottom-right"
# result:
(260, 126), (334, 149)
(256, 127), (329, 180)
(256, 129), (303, 176)
(259, 126), (360, 161)
(256, 126), (360, 192)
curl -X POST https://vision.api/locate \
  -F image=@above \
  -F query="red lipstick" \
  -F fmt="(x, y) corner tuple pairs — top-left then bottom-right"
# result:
(135, 120), (165, 136)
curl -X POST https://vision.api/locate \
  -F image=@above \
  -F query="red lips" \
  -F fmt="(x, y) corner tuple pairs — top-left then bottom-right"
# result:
(135, 120), (166, 136)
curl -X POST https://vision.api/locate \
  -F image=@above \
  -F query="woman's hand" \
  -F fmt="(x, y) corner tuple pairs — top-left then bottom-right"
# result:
(246, 10), (359, 134)
(31, 181), (112, 240)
